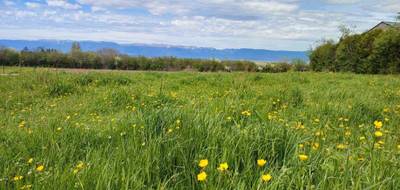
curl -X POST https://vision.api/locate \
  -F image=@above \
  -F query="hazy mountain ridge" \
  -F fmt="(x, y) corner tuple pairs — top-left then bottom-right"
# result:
(0, 39), (308, 62)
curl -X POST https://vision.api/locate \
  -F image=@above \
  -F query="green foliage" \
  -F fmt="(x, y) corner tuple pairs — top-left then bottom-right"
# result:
(309, 40), (337, 72)
(292, 59), (310, 72)
(310, 28), (400, 74)
(369, 29), (400, 74)
(0, 48), (19, 66)
(0, 44), (314, 73)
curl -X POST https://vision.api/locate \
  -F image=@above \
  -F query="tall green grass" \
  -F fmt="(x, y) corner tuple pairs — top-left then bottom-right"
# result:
(0, 67), (399, 189)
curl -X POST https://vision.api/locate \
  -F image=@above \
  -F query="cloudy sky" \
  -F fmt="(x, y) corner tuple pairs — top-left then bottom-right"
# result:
(0, 0), (398, 50)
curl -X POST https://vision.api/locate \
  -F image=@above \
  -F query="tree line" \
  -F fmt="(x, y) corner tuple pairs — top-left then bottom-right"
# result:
(0, 42), (309, 72)
(310, 27), (400, 74)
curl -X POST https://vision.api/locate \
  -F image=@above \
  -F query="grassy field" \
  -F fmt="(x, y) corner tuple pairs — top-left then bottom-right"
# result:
(1, 67), (400, 189)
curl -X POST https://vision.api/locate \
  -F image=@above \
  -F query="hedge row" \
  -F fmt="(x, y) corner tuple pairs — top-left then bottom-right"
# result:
(310, 28), (400, 74)
(0, 47), (310, 72)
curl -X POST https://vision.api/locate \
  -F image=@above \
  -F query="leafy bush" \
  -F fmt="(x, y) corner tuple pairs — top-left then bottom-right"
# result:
(369, 29), (400, 74)
(292, 59), (310, 72)
(309, 40), (337, 72)
(310, 28), (400, 74)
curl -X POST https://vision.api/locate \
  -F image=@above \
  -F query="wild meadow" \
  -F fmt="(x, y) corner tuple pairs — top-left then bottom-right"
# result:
(1, 67), (400, 189)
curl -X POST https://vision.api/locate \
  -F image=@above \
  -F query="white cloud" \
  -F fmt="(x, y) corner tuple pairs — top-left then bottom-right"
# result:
(76, 0), (299, 17)
(0, 0), (397, 50)
(47, 0), (81, 10)
(25, 2), (41, 9)
(325, 0), (361, 4)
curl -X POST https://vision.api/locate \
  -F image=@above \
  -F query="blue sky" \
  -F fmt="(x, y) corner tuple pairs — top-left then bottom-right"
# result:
(0, 0), (398, 51)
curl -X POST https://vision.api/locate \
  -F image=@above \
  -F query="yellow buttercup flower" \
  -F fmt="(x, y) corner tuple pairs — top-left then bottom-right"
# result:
(217, 162), (229, 172)
(261, 173), (272, 182)
(312, 143), (320, 150)
(198, 159), (208, 168)
(13, 175), (23, 181)
(257, 159), (267, 167)
(298, 154), (308, 161)
(197, 171), (207, 181)
(18, 121), (26, 128)
(374, 131), (383, 137)
(36, 165), (44, 172)
(76, 162), (84, 169)
(74, 161), (85, 174)
(241, 110), (251, 116)
(374, 121), (383, 129)
(336, 144), (347, 150)
(28, 158), (33, 164)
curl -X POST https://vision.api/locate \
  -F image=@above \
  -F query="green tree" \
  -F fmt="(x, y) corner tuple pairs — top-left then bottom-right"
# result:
(369, 29), (400, 74)
(335, 34), (362, 72)
(69, 42), (83, 68)
(309, 40), (337, 71)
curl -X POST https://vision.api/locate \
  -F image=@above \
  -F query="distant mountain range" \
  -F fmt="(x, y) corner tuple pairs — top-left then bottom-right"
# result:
(0, 39), (308, 62)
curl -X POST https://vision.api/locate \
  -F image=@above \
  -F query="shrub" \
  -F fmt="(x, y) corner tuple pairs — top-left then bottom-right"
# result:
(309, 40), (337, 72)
(369, 29), (400, 74)
(309, 28), (400, 74)
(292, 59), (310, 72)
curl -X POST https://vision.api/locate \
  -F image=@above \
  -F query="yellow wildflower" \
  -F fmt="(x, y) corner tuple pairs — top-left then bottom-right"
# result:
(13, 175), (23, 181)
(374, 121), (383, 129)
(374, 131), (383, 138)
(36, 165), (44, 172)
(198, 159), (208, 168)
(217, 162), (229, 172)
(336, 144), (347, 150)
(257, 159), (267, 167)
(261, 173), (272, 182)
(197, 171), (207, 182)
(20, 184), (32, 190)
(298, 154), (308, 161)
(312, 143), (320, 150)
(28, 158), (33, 164)
(76, 161), (85, 170)
(241, 110), (251, 116)
(18, 121), (26, 128)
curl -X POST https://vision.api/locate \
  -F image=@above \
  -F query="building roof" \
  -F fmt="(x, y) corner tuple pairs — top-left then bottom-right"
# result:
(368, 21), (400, 32)
(382, 21), (400, 27)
